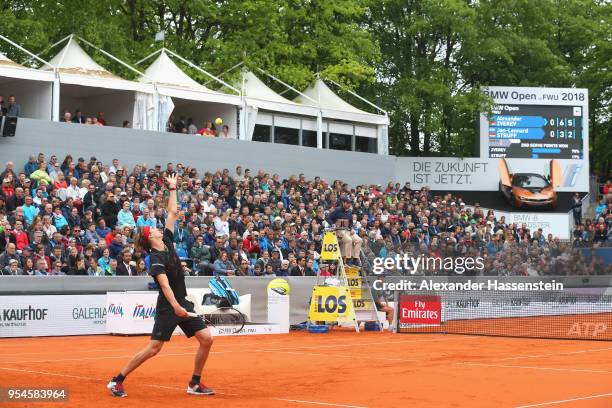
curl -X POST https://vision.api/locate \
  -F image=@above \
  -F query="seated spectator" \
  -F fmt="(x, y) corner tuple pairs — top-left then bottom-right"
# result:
(187, 118), (198, 134)
(98, 248), (112, 275)
(96, 218), (111, 238)
(190, 235), (211, 267)
(219, 125), (231, 138)
(72, 109), (86, 124)
(97, 112), (106, 126)
(52, 207), (68, 230)
(34, 258), (48, 275)
(117, 200), (136, 229)
(212, 251), (235, 276)
(30, 162), (52, 186)
(61, 112), (72, 123)
(197, 121), (216, 137)
(54, 173), (68, 190)
(11, 220), (29, 250)
(116, 250), (134, 276)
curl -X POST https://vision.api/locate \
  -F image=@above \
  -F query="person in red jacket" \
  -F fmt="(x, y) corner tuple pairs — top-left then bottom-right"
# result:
(11, 219), (29, 250)
(242, 231), (260, 258)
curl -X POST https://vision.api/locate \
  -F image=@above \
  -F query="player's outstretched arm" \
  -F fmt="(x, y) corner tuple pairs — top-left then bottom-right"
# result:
(165, 172), (178, 233)
(156, 273), (187, 317)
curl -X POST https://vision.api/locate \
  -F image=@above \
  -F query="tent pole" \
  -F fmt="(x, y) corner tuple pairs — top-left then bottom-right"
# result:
(163, 49), (240, 94)
(56, 34), (74, 69)
(324, 78), (387, 115)
(204, 61), (244, 86)
(76, 36), (151, 80)
(22, 34), (71, 66)
(135, 48), (163, 66)
(0, 34), (52, 67)
(255, 67), (317, 104)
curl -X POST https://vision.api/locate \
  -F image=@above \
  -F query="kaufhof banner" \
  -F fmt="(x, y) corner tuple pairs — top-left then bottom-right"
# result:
(0, 295), (107, 338)
(440, 290), (612, 321)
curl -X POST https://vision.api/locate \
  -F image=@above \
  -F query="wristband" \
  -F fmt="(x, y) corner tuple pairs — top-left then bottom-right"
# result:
(168, 187), (177, 191)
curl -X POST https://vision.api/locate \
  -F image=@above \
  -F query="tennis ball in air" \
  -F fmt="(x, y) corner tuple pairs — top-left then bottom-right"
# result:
(215, 117), (223, 126)
(268, 278), (290, 296)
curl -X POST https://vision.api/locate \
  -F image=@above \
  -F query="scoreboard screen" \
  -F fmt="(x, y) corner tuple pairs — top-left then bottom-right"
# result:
(487, 104), (583, 159)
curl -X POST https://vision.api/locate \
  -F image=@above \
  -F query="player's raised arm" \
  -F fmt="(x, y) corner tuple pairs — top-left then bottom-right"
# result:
(165, 172), (178, 233)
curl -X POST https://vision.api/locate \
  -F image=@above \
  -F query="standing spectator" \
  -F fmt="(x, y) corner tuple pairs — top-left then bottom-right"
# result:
(6, 95), (20, 117)
(0, 95), (5, 115)
(62, 112), (72, 123)
(571, 193), (582, 225)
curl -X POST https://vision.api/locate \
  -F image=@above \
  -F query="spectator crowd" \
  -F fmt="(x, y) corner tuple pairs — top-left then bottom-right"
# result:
(0, 152), (610, 277)
(166, 115), (232, 138)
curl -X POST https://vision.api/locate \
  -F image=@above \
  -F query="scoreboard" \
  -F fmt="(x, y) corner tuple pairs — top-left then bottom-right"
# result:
(487, 104), (584, 159)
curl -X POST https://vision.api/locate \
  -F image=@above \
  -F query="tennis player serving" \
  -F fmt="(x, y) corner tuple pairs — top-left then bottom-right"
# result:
(107, 172), (214, 397)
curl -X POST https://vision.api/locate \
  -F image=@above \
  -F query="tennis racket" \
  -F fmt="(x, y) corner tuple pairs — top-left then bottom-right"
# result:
(187, 307), (246, 334)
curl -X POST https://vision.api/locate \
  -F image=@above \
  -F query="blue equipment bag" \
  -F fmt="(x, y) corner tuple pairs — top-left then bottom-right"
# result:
(208, 276), (240, 306)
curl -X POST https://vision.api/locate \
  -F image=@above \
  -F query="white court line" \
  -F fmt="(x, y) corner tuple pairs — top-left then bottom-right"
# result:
(0, 337), (464, 365)
(0, 338), (295, 357)
(513, 393), (612, 407)
(258, 350), (416, 363)
(457, 362), (612, 374)
(273, 398), (368, 408)
(495, 346), (612, 362)
(0, 366), (239, 395)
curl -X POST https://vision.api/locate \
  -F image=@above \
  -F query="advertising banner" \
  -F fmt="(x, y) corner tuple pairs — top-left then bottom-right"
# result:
(0, 295), (107, 338)
(489, 209), (572, 239)
(105, 292), (157, 335)
(399, 295), (441, 326)
(308, 286), (355, 322)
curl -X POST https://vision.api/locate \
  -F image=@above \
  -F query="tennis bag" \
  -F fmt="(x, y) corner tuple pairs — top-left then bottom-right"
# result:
(206, 276), (240, 307)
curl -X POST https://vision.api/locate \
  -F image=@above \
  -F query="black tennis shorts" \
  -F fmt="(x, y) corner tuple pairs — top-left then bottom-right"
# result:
(151, 302), (207, 341)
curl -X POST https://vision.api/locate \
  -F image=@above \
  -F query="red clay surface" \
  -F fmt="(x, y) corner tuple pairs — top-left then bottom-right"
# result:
(1, 331), (611, 408)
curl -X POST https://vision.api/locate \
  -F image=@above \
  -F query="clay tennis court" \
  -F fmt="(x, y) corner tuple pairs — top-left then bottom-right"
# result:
(1, 331), (611, 408)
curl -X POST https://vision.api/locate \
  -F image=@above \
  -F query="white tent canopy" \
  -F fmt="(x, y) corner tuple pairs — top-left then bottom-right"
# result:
(138, 50), (240, 106)
(0, 52), (54, 120)
(295, 79), (388, 126)
(41, 37), (153, 126)
(138, 50), (241, 135)
(240, 70), (319, 117)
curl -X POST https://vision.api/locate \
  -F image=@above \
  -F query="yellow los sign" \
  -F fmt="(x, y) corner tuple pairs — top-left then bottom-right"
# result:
(320, 232), (341, 261)
(308, 286), (355, 322)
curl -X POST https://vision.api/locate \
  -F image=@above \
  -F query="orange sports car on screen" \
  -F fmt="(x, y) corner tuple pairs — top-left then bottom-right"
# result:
(498, 159), (561, 208)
